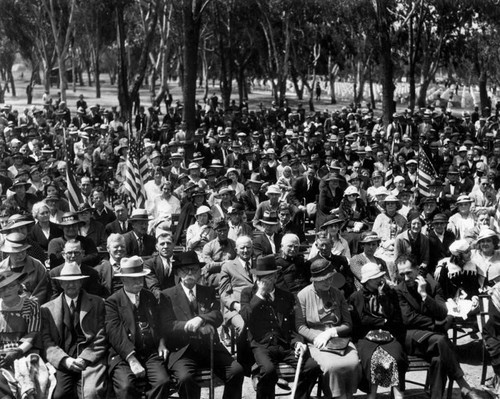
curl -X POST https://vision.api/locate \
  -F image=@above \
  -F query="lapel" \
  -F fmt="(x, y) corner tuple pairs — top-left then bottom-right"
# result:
(50, 294), (66, 337)
(173, 285), (192, 319)
(117, 289), (136, 338)
(79, 291), (91, 330)
(398, 283), (421, 311)
(236, 259), (253, 284)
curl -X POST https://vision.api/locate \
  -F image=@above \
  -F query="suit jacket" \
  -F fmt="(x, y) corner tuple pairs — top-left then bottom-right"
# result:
(427, 229), (456, 274)
(41, 291), (107, 398)
(92, 207), (116, 227)
(253, 233), (283, 258)
(105, 219), (132, 236)
(28, 222), (63, 251)
(219, 258), (255, 323)
(82, 220), (107, 250)
(160, 284), (223, 368)
(395, 277), (448, 351)
(144, 255), (177, 300)
(105, 288), (162, 372)
(288, 176), (320, 206)
(240, 285), (301, 349)
(122, 231), (156, 258)
(94, 260), (123, 298)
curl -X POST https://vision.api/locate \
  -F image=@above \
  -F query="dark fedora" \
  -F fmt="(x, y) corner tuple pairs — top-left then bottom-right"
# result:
(250, 254), (281, 276)
(173, 250), (205, 269)
(59, 212), (84, 226)
(432, 213), (448, 224)
(310, 259), (346, 288)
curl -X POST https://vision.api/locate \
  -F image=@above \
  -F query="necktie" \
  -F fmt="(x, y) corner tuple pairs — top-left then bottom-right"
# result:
(245, 261), (253, 282)
(138, 237), (144, 254)
(70, 300), (76, 319)
(188, 289), (198, 314)
(135, 294), (140, 308)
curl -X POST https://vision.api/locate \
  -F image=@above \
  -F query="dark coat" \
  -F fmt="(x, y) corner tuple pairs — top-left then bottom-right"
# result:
(253, 232), (283, 258)
(275, 255), (310, 295)
(105, 219), (132, 236)
(144, 255), (177, 301)
(28, 222), (63, 251)
(427, 230), (456, 275)
(288, 176), (320, 207)
(122, 231), (156, 258)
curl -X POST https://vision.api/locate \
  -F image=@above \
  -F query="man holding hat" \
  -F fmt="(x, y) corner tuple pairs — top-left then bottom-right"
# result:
(123, 209), (156, 258)
(41, 262), (107, 399)
(240, 254), (320, 399)
(105, 256), (171, 399)
(160, 250), (244, 399)
(288, 164), (320, 224)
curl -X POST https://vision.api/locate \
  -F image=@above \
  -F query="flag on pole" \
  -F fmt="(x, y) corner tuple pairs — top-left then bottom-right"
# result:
(123, 130), (147, 209)
(384, 163), (393, 189)
(417, 146), (438, 197)
(63, 129), (83, 212)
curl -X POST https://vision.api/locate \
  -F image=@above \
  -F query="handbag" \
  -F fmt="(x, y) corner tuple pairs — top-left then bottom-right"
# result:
(365, 329), (394, 343)
(320, 337), (350, 356)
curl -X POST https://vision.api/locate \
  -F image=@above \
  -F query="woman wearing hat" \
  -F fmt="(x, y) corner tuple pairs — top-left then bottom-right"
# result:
(448, 195), (475, 240)
(173, 186), (209, 246)
(316, 173), (343, 231)
(186, 205), (215, 260)
(309, 215), (351, 260)
(434, 239), (480, 317)
(5, 179), (38, 214)
(349, 263), (407, 399)
(295, 259), (361, 399)
(0, 271), (49, 399)
(225, 168), (245, 198)
(144, 167), (167, 210)
(472, 228), (500, 290)
(0, 232), (48, 303)
(339, 185), (368, 254)
(211, 187), (236, 221)
(351, 232), (390, 290)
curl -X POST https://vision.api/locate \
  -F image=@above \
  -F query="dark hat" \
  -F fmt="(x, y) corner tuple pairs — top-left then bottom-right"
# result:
(214, 219), (229, 230)
(173, 250), (205, 269)
(432, 213), (448, 224)
(191, 187), (207, 197)
(320, 215), (344, 229)
(360, 231), (381, 244)
(59, 212), (84, 226)
(309, 259), (345, 289)
(250, 254), (281, 276)
(421, 196), (437, 205)
(11, 179), (31, 189)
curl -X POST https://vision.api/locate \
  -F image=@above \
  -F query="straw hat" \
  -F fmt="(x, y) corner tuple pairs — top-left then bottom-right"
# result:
(1, 233), (31, 253)
(360, 263), (386, 284)
(0, 271), (25, 289)
(116, 256), (150, 277)
(53, 262), (89, 281)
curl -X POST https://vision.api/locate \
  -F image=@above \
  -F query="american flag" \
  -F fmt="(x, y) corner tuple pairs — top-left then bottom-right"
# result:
(123, 130), (147, 209)
(384, 163), (393, 189)
(63, 129), (83, 212)
(417, 146), (438, 197)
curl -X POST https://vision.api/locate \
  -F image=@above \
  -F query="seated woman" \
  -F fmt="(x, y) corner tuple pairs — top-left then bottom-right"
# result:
(186, 205), (215, 261)
(0, 271), (51, 399)
(296, 259), (361, 399)
(434, 239), (480, 318)
(351, 231), (390, 290)
(447, 195), (476, 241)
(349, 263), (407, 399)
(472, 228), (500, 291)
(308, 216), (351, 260)
(339, 186), (369, 255)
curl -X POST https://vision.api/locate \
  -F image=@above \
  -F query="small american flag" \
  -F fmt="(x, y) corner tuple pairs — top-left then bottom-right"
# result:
(417, 146), (438, 197)
(123, 130), (147, 209)
(384, 163), (393, 189)
(63, 129), (83, 212)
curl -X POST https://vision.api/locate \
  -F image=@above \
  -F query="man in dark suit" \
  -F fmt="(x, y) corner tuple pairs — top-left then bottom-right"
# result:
(92, 188), (116, 227)
(240, 174), (267, 222)
(287, 165), (320, 224)
(240, 255), (320, 399)
(144, 231), (176, 301)
(122, 209), (156, 258)
(105, 256), (170, 399)
(253, 212), (283, 258)
(41, 262), (107, 399)
(160, 251), (244, 399)
(95, 233), (126, 297)
(394, 255), (481, 399)
(426, 213), (456, 276)
(105, 200), (133, 236)
(49, 239), (107, 300)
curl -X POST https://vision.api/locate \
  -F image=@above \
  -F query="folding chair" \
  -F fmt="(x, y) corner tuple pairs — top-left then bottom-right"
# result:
(476, 294), (491, 386)
(405, 355), (454, 399)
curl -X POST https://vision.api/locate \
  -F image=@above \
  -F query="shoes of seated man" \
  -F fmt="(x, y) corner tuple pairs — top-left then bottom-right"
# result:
(277, 378), (291, 391)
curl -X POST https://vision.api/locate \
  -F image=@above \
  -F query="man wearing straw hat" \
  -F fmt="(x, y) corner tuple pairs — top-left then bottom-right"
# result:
(41, 262), (107, 399)
(105, 256), (170, 399)
(123, 209), (156, 258)
(160, 250), (244, 399)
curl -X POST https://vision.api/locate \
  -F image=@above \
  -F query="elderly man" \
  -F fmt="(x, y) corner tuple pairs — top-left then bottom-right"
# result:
(105, 256), (170, 399)
(395, 255), (482, 399)
(240, 254), (320, 399)
(41, 262), (107, 399)
(144, 231), (177, 301)
(95, 234), (127, 297)
(160, 251), (244, 399)
(219, 235), (255, 336)
(123, 209), (156, 258)
(202, 220), (236, 287)
(0, 232), (48, 303)
(49, 239), (106, 300)
(275, 233), (309, 295)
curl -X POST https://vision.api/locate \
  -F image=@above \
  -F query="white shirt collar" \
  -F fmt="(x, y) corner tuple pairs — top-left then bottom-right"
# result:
(64, 294), (78, 308)
(124, 290), (139, 305)
(181, 283), (196, 299)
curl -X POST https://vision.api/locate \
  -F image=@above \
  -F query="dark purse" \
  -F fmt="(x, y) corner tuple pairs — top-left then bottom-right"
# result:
(365, 329), (394, 343)
(320, 337), (351, 356)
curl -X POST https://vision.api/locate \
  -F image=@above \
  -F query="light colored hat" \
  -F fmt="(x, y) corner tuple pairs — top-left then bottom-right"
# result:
(116, 256), (150, 277)
(344, 186), (360, 196)
(458, 145), (468, 152)
(0, 271), (24, 289)
(53, 262), (89, 281)
(129, 209), (152, 221)
(265, 185), (281, 196)
(1, 233), (32, 253)
(188, 162), (200, 170)
(394, 175), (405, 183)
(476, 228), (498, 244)
(360, 263), (386, 284)
(195, 205), (211, 216)
(449, 239), (470, 256)
(456, 195), (473, 204)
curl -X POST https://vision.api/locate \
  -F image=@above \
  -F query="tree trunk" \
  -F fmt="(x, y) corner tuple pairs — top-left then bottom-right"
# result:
(58, 56), (67, 102)
(290, 72), (304, 100)
(328, 56), (337, 104)
(417, 78), (432, 108)
(479, 71), (489, 112)
(95, 53), (101, 98)
(87, 64), (92, 87)
(369, 64), (375, 109)
(8, 70), (16, 97)
(237, 67), (245, 104)
(116, 3), (131, 121)
(72, 48), (76, 92)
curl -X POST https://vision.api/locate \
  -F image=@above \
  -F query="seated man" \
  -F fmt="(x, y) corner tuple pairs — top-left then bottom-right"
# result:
(395, 255), (482, 399)
(41, 262), (107, 399)
(105, 256), (170, 399)
(253, 212), (282, 258)
(160, 251), (244, 399)
(202, 220), (236, 287)
(122, 209), (156, 258)
(240, 254), (321, 399)
(144, 230), (177, 301)
(95, 233), (127, 297)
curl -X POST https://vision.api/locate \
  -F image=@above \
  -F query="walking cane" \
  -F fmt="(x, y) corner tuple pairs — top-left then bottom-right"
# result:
(209, 330), (215, 399)
(290, 348), (305, 399)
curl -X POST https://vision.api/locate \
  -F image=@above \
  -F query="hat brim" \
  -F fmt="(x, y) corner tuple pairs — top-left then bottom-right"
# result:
(1, 220), (35, 233)
(1, 243), (32, 253)
(115, 270), (150, 277)
(360, 238), (381, 244)
(53, 275), (90, 281)
(260, 220), (279, 225)
(0, 272), (24, 289)
(360, 270), (386, 284)
(172, 262), (205, 269)
(58, 220), (85, 227)
(129, 216), (153, 221)
(250, 266), (282, 276)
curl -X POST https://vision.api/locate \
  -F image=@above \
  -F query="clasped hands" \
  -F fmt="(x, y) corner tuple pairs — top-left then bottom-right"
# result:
(63, 356), (88, 373)
(184, 316), (214, 336)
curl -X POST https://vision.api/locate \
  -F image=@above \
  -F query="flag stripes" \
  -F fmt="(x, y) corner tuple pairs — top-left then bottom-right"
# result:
(123, 132), (147, 209)
(63, 129), (83, 212)
(417, 146), (438, 197)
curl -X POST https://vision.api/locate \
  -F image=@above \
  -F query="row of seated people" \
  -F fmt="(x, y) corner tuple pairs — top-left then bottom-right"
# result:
(0, 221), (492, 399)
